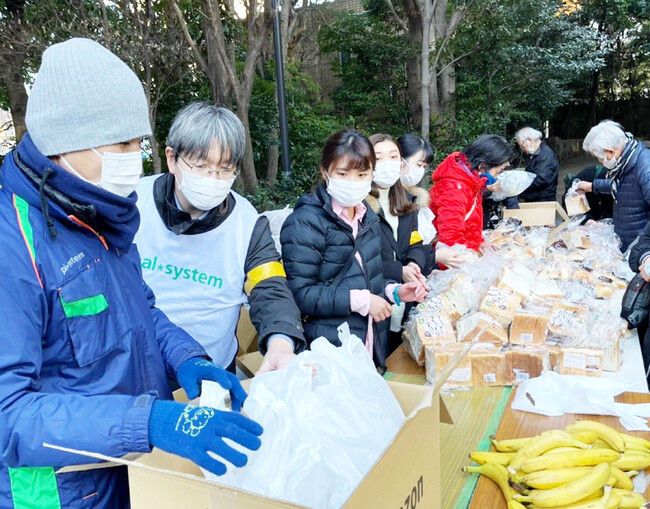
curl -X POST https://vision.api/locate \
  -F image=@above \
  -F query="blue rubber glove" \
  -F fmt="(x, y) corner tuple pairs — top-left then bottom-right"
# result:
(149, 399), (263, 475)
(177, 357), (247, 411)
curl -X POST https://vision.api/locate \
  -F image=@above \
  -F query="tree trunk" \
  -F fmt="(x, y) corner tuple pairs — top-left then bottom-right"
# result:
(439, 63), (456, 122)
(202, 16), (232, 106)
(420, 7), (433, 140)
(236, 102), (259, 193)
(3, 0), (27, 142)
(266, 129), (279, 186)
(403, 0), (422, 131)
(3, 54), (28, 143)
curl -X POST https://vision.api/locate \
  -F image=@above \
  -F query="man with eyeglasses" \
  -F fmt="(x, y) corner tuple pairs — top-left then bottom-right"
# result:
(135, 102), (306, 375)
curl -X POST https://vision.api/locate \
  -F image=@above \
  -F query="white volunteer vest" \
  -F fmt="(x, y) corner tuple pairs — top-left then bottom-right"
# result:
(135, 175), (258, 367)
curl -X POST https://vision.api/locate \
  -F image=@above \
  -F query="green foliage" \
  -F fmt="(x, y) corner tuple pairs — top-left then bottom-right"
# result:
(318, 8), (412, 135)
(246, 61), (343, 211)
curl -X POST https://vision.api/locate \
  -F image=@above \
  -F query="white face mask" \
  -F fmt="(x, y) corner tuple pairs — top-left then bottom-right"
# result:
(179, 169), (235, 211)
(602, 155), (618, 170)
(373, 160), (402, 187)
(400, 160), (426, 187)
(326, 177), (371, 207)
(61, 149), (143, 198)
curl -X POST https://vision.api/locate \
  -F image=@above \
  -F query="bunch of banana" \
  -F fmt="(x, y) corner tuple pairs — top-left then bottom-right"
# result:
(462, 419), (650, 508)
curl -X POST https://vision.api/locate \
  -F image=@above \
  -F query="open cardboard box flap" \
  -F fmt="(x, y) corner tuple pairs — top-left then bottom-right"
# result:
(502, 201), (570, 246)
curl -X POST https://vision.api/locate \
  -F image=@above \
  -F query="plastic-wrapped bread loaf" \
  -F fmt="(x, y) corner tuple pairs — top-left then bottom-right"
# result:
(402, 312), (455, 365)
(415, 294), (461, 323)
(558, 345), (603, 377)
(402, 329), (425, 366)
(565, 193), (590, 216)
(456, 312), (508, 345)
(425, 343), (472, 388)
(470, 343), (506, 386)
(496, 263), (536, 301)
(505, 346), (550, 384)
(509, 309), (551, 346)
(440, 274), (471, 319)
(547, 301), (588, 340)
(415, 313), (456, 346)
(478, 286), (522, 326)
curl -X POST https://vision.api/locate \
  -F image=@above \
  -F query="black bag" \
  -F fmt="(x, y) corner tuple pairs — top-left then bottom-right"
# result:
(621, 273), (650, 329)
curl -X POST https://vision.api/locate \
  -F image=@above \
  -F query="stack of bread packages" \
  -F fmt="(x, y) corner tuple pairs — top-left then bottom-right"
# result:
(403, 217), (632, 390)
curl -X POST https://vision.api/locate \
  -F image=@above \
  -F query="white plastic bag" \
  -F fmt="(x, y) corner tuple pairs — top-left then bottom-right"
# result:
(417, 207), (437, 245)
(202, 323), (405, 509)
(261, 206), (293, 255)
(490, 170), (536, 201)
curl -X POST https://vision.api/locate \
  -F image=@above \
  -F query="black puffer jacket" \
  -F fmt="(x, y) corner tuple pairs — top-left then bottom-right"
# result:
(280, 184), (392, 368)
(365, 189), (433, 281)
(520, 142), (560, 202)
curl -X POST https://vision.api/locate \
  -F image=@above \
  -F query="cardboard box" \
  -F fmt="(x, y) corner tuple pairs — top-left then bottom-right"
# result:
(236, 306), (259, 357)
(503, 202), (570, 245)
(503, 201), (569, 228)
(127, 375), (457, 509)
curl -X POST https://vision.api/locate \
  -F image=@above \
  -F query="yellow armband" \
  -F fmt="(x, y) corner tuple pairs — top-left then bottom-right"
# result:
(245, 261), (286, 294)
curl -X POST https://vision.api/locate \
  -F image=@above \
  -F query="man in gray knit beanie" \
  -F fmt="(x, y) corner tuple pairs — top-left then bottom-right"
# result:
(27, 37), (152, 156)
(0, 37), (261, 509)
(24, 37), (152, 197)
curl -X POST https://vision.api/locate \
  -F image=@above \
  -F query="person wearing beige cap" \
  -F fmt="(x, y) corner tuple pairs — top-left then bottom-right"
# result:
(0, 38), (262, 508)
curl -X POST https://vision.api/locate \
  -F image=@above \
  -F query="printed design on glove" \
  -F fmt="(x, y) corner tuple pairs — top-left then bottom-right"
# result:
(175, 405), (215, 437)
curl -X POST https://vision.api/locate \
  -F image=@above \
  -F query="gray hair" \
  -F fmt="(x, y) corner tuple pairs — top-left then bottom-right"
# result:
(166, 102), (246, 167)
(516, 127), (543, 143)
(582, 120), (627, 158)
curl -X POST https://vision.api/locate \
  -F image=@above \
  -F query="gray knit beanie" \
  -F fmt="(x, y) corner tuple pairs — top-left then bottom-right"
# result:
(26, 38), (152, 156)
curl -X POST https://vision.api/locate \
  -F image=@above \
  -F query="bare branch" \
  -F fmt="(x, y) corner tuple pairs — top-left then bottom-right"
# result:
(204, 0), (240, 92)
(170, 0), (210, 78)
(436, 47), (477, 77)
(97, 0), (112, 49)
(384, 0), (408, 31)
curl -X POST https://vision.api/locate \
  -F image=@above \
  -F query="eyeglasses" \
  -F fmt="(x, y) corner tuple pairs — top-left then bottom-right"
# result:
(177, 153), (240, 180)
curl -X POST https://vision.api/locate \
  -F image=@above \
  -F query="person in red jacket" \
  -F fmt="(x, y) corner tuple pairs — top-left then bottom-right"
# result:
(430, 134), (513, 251)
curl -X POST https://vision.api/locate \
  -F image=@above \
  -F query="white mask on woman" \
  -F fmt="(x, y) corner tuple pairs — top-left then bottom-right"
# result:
(602, 155), (618, 170)
(400, 161), (426, 187)
(179, 170), (235, 210)
(326, 177), (371, 207)
(61, 149), (143, 198)
(373, 160), (402, 187)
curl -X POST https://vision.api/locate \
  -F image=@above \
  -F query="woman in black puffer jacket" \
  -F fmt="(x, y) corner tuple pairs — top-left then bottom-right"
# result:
(280, 130), (428, 369)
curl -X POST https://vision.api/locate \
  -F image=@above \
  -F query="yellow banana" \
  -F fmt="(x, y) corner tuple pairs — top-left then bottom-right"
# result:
(463, 462), (515, 502)
(591, 439), (614, 450)
(621, 433), (650, 450)
(610, 487), (648, 508)
(520, 449), (620, 473)
(469, 451), (515, 466)
(565, 421), (625, 453)
(491, 435), (532, 453)
(544, 446), (584, 455)
(553, 490), (621, 509)
(611, 450), (650, 471)
(508, 430), (589, 473)
(508, 500), (528, 509)
(522, 467), (593, 489)
(568, 429), (600, 446)
(514, 463), (611, 508)
(608, 465), (634, 490)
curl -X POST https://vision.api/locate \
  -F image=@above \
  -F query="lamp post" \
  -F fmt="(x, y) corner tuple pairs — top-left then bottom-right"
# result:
(271, 0), (291, 177)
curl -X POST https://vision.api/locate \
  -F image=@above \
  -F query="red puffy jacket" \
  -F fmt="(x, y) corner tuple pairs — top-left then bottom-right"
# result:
(429, 152), (487, 251)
